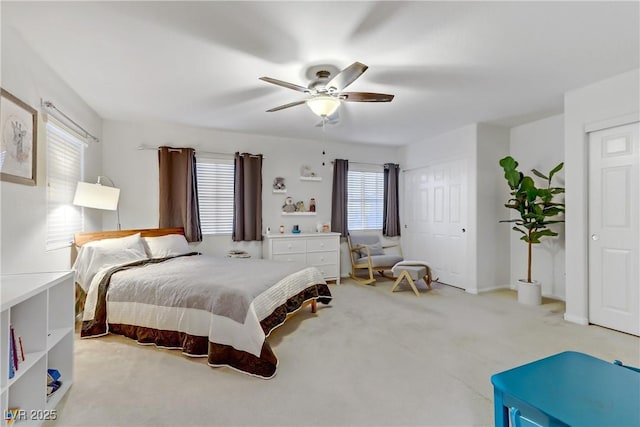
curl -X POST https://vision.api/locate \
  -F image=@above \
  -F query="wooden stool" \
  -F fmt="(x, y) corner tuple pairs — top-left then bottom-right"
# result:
(391, 264), (431, 296)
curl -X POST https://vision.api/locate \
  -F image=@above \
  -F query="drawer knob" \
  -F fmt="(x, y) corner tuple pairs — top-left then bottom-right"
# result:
(287, 244), (292, 248)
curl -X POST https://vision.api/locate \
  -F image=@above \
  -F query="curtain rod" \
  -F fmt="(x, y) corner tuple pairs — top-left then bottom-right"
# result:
(41, 100), (100, 143)
(137, 144), (264, 158)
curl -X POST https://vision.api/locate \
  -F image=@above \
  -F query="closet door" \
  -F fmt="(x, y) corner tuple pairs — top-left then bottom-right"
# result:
(588, 122), (639, 336)
(403, 159), (468, 289)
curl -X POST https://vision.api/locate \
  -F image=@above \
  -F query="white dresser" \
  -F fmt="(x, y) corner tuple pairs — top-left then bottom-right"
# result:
(263, 232), (341, 284)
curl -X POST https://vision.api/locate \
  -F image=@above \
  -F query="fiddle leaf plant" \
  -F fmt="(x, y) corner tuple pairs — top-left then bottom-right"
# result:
(499, 156), (565, 283)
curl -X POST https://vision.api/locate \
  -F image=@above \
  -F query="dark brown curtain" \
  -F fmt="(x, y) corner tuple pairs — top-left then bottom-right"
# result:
(158, 146), (202, 242)
(383, 163), (401, 237)
(233, 152), (263, 241)
(331, 159), (349, 237)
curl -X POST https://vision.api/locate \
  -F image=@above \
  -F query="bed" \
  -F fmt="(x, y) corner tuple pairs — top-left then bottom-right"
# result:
(73, 227), (332, 378)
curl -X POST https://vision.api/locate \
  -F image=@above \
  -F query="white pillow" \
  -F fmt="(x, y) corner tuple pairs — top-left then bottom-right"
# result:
(143, 234), (191, 258)
(84, 232), (144, 250)
(73, 233), (148, 292)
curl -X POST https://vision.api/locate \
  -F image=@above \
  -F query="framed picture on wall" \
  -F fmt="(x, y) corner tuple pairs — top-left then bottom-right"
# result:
(0, 88), (37, 186)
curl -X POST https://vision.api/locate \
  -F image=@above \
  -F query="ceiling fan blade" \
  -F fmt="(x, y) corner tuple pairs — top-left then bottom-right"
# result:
(339, 92), (394, 102)
(266, 100), (307, 112)
(259, 76), (310, 93)
(325, 62), (368, 92)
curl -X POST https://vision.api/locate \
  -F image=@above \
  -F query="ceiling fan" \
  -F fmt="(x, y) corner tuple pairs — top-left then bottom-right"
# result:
(259, 61), (394, 118)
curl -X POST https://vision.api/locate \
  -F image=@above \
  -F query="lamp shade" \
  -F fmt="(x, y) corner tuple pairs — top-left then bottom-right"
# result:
(73, 181), (120, 211)
(306, 96), (340, 117)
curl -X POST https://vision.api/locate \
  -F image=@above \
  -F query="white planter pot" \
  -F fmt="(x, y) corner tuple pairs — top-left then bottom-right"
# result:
(517, 279), (542, 305)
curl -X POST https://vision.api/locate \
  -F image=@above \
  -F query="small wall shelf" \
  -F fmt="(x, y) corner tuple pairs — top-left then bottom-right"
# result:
(282, 212), (317, 216)
(272, 189), (287, 194)
(299, 176), (322, 182)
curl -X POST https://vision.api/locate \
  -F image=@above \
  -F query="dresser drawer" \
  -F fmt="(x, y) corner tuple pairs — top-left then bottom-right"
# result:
(272, 239), (306, 254)
(307, 251), (336, 266)
(272, 253), (307, 264)
(313, 263), (338, 279)
(306, 237), (338, 252)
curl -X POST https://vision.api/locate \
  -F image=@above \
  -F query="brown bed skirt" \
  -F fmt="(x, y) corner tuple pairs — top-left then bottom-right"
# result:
(106, 283), (332, 378)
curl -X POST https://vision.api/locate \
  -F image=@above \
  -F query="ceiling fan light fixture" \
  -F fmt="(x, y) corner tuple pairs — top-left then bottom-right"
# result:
(306, 96), (340, 117)
(261, 61), (392, 117)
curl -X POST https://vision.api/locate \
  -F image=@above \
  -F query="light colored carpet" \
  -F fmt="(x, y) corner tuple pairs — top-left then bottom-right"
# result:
(47, 279), (639, 427)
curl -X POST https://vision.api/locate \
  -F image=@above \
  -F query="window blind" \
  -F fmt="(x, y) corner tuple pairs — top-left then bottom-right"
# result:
(196, 158), (234, 234)
(348, 170), (384, 230)
(46, 121), (84, 250)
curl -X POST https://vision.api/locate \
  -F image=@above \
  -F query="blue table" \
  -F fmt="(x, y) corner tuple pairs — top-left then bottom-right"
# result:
(491, 351), (640, 427)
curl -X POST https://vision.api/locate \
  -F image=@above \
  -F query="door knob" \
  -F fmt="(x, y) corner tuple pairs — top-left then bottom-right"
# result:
(591, 234), (599, 241)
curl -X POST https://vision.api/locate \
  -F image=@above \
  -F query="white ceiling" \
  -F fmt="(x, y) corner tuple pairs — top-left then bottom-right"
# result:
(3, 1), (639, 146)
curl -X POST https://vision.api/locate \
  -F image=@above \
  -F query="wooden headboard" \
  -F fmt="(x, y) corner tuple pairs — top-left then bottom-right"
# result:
(74, 227), (185, 247)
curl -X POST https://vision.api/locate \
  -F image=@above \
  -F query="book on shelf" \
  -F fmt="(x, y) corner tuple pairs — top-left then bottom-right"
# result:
(47, 380), (62, 398)
(47, 368), (61, 383)
(8, 333), (15, 379)
(10, 325), (19, 371)
(7, 325), (26, 380)
(47, 368), (63, 400)
(18, 336), (25, 362)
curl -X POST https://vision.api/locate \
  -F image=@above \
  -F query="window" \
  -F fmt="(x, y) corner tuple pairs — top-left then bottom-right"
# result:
(348, 169), (384, 230)
(196, 158), (234, 234)
(46, 119), (84, 250)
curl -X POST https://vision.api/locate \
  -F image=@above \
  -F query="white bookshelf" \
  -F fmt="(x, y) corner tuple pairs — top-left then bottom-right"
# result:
(0, 271), (74, 426)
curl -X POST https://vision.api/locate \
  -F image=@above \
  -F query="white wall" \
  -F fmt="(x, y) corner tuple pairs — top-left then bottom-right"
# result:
(1, 26), (102, 274)
(564, 68), (640, 324)
(476, 123), (511, 293)
(402, 124), (477, 170)
(102, 120), (399, 273)
(508, 115), (565, 299)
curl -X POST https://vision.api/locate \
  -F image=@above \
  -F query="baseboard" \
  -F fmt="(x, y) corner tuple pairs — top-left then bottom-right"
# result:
(564, 313), (589, 325)
(477, 284), (511, 293)
(542, 292), (565, 301)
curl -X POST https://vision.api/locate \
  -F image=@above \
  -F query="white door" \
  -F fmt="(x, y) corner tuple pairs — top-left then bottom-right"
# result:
(588, 122), (639, 336)
(403, 159), (468, 289)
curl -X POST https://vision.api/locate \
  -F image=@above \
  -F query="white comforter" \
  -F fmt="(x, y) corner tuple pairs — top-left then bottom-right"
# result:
(81, 254), (329, 377)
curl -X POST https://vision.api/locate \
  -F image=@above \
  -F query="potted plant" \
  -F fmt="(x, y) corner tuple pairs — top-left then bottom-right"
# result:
(499, 156), (565, 305)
